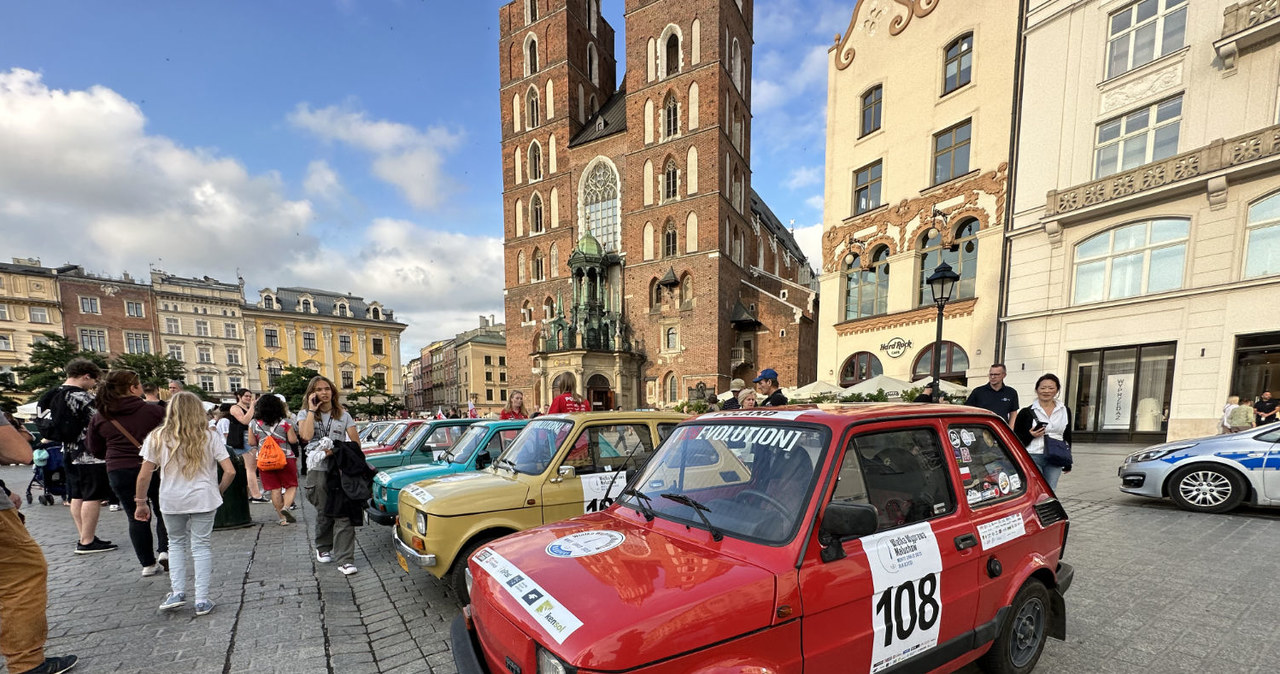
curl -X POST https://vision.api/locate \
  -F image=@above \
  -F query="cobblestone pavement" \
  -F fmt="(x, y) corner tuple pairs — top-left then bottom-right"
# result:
(4, 441), (1280, 673)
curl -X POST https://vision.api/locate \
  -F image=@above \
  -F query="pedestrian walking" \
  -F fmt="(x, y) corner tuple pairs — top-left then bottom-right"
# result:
(297, 376), (361, 574)
(35, 358), (115, 555)
(737, 389), (758, 408)
(753, 369), (788, 407)
(86, 369), (168, 576)
(1227, 400), (1255, 432)
(227, 389), (267, 503)
(721, 378), (746, 410)
(500, 390), (529, 420)
(1013, 374), (1073, 491)
(547, 380), (589, 413)
(248, 394), (300, 526)
(133, 392), (234, 617)
(964, 364), (1020, 423)
(1255, 391), (1277, 426)
(1220, 395), (1240, 434)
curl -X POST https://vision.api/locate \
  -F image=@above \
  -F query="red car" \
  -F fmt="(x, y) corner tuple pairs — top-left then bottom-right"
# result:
(363, 420), (425, 457)
(452, 404), (1072, 674)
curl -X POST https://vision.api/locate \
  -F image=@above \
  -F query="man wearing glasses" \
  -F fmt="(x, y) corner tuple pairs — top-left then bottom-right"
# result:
(965, 363), (1020, 424)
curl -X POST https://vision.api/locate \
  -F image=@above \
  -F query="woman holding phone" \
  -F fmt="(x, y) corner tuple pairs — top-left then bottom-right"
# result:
(1013, 373), (1073, 490)
(296, 376), (361, 575)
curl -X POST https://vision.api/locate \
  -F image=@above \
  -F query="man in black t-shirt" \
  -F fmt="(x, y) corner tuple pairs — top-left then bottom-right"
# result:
(965, 364), (1020, 424)
(754, 369), (789, 407)
(1256, 391), (1278, 426)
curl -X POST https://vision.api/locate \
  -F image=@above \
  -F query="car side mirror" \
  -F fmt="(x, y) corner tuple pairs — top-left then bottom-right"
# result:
(557, 465), (576, 479)
(819, 502), (879, 563)
(476, 450), (491, 469)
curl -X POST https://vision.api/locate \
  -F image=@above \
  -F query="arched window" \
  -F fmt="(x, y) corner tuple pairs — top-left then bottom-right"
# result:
(301, 299), (312, 313)
(527, 88), (540, 128)
(918, 219), (979, 306)
(589, 95), (598, 116)
(685, 212), (698, 252)
(861, 85), (882, 136)
(680, 274), (693, 304)
(588, 0), (599, 36)
(526, 0), (537, 23)
(943, 34), (973, 94)
(587, 43), (598, 86)
(372, 307), (382, 320)
(733, 228), (744, 265)
(665, 327), (678, 350)
(731, 38), (743, 91)
(528, 142), (543, 181)
(521, 300), (532, 323)
(530, 193), (544, 234)
(651, 279), (663, 309)
(526, 34), (539, 76)
(1247, 193), (1280, 278)
(666, 372), (679, 402)
(663, 222), (678, 257)
(839, 352), (884, 387)
(518, 251), (527, 284)
(543, 296), (554, 320)
(912, 341), (970, 383)
(663, 158), (679, 202)
(549, 242), (559, 277)
(665, 33), (680, 77)
(263, 296), (274, 310)
(663, 94), (679, 139)
(582, 159), (620, 251)
(845, 247), (890, 320)
(337, 303), (348, 317)
(532, 248), (546, 281)
(1073, 218), (1189, 304)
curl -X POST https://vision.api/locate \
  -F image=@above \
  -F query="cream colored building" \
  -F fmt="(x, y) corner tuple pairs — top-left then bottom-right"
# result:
(152, 271), (250, 398)
(818, 1), (1020, 390)
(0, 259), (62, 389)
(453, 317), (508, 417)
(1006, 0), (1280, 442)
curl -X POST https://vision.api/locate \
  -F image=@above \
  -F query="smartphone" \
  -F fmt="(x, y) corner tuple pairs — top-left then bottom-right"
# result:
(1032, 419), (1047, 430)
(311, 394), (320, 406)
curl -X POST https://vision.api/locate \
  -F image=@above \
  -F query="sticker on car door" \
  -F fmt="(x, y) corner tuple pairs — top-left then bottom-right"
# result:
(861, 521), (944, 673)
(582, 472), (627, 513)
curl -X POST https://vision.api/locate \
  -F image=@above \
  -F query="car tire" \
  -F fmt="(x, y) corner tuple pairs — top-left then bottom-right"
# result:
(450, 536), (498, 604)
(979, 579), (1050, 674)
(1167, 464), (1247, 514)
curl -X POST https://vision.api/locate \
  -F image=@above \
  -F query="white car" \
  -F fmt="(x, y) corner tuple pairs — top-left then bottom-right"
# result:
(1118, 425), (1280, 513)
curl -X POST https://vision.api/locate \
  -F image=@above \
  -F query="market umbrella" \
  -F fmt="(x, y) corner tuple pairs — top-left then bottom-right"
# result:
(841, 374), (913, 400)
(15, 402), (40, 418)
(789, 380), (846, 399)
(911, 377), (969, 396)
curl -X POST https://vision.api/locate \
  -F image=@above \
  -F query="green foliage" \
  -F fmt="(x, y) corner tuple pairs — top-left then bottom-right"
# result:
(181, 384), (215, 402)
(12, 333), (109, 398)
(673, 399), (710, 414)
(112, 352), (186, 388)
(272, 366), (321, 412)
(347, 375), (403, 418)
(838, 388), (890, 403)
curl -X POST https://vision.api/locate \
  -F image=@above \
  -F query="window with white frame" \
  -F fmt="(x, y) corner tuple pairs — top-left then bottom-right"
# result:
(663, 159), (679, 202)
(226, 348), (241, 365)
(854, 160), (882, 214)
(933, 120), (971, 185)
(195, 320), (210, 337)
(264, 328), (279, 348)
(372, 337), (385, 356)
(167, 344), (183, 361)
(1246, 193), (1280, 278)
(664, 95), (679, 139)
(224, 323), (238, 339)
(528, 142), (543, 181)
(30, 307), (49, 323)
(228, 376), (243, 391)
(1095, 96), (1181, 178)
(845, 247), (890, 320)
(268, 365), (282, 387)
(339, 334), (352, 352)
(1106, 0), (1187, 80)
(0, 305), (7, 321)
(165, 317), (180, 334)
(80, 297), (100, 314)
(126, 301), (144, 317)
(342, 370), (354, 389)
(199, 375), (215, 392)
(198, 346), (213, 364)
(303, 331), (317, 351)
(1073, 218), (1188, 304)
(527, 87), (540, 128)
(531, 193), (545, 233)
(0, 334), (11, 351)
(126, 333), (151, 354)
(582, 159), (621, 252)
(79, 328), (107, 352)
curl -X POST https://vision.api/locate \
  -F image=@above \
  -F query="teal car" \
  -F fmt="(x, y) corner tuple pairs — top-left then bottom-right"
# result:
(365, 419), (528, 525)
(364, 418), (479, 471)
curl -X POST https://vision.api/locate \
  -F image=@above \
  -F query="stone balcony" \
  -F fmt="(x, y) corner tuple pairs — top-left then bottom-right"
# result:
(1216, 1), (1280, 70)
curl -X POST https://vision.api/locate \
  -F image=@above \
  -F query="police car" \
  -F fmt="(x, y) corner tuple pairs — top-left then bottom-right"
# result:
(1119, 425), (1280, 513)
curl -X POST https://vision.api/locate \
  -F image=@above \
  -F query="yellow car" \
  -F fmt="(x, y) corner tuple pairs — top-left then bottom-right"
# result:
(394, 411), (687, 600)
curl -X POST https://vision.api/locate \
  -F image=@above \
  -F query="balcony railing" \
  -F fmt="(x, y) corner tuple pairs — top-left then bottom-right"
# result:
(731, 347), (753, 367)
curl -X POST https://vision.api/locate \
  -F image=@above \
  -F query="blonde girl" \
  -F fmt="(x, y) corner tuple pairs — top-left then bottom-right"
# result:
(501, 390), (529, 419)
(135, 392), (235, 616)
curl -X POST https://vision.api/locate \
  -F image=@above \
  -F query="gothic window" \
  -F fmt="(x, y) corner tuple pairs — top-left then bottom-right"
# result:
(528, 142), (543, 181)
(666, 372), (679, 402)
(680, 275), (693, 304)
(521, 300), (533, 322)
(530, 193), (545, 233)
(663, 159), (679, 202)
(918, 218), (979, 306)
(650, 279), (663, 310)
(587, 43), (599, 86)
(663, 94), (679, 139)
(527, 88), (540, 128)
(518, 251), (528, 284)
(533, 248), (546, 282)
(527, 0), (537, 23)
(731, 38), (743, 91)
(582, 159), (620, 252)
(526, 34), (539, 75)
(665, 327), (678, 350)
(543, 296), (555, 319)
(663, 222), (678, 257)
(549, 242), (560, 277)
(665, 33), (680, 77)
(588, 0), (599, 36)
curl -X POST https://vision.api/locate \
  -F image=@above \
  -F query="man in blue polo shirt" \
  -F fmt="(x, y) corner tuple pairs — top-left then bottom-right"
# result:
(965, 363), (1020, 424)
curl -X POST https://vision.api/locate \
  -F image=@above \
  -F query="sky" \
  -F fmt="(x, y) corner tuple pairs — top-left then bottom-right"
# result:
(0, 0), (849, 361)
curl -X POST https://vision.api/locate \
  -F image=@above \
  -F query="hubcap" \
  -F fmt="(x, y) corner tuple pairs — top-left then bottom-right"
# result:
(1010, 597), (1045, 668)
(1178, 470), (1232, 507)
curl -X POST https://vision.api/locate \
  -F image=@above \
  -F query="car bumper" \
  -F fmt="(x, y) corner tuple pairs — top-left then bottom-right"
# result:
(1117, 462), (1169, 498)
(365, 502), (396, 526)
(451, 612), (490, 674)
(393, 528), (437, 568)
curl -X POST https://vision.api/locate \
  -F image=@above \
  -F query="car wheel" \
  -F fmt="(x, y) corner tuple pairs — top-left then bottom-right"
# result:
(450, 536), (498, 604)
(979, 579), (1050, 674)
(1168, 464), (1247, 514)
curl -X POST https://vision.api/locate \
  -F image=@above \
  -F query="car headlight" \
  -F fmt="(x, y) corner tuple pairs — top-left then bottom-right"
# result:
(464, 567), (474, 598)
(536, 646), (575, 674)
(1127, 443), (1197, 463)
(414, 510), (427, 535)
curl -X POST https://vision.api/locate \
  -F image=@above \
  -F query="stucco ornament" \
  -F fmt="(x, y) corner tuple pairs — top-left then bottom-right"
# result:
(835, 0), (942, 71)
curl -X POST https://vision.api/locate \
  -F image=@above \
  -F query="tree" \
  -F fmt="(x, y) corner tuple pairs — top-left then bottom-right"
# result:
(112, 353), (186, 388)
(272, 366), (321, 412)
(13, 333), (109, 399)
(348, 375), (402, 419)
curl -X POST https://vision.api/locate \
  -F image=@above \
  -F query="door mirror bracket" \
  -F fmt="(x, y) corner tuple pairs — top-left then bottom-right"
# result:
(819, 502), (879, 563)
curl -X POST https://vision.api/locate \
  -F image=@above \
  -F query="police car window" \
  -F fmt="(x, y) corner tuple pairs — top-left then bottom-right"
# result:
(1255, 428), (1280, 443)
(563, 424), (654, 475)
(948, 424), (1025, 507)
(847, 428), (955, 532)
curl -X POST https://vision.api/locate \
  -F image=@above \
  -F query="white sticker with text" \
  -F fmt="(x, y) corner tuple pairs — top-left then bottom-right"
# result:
(473, 548), (584, 644)
(374, 471), (391, 486)
(702, 409), (808, 420)
(862, 522), (944, 673)
(581, 472), (627, 513)
(977, 513), (1026, 551)
(403, 484), (433, 505)
(693, 424), (805, 452)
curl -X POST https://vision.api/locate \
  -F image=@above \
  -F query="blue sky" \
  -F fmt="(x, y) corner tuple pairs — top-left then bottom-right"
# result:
(0, 0), (847, 358)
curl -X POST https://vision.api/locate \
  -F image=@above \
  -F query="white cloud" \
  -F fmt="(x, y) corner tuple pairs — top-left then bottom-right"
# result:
(303, 159), (344, 202)
(752, 43), (830, 113)
(791, 222), (825, 269)
(805, 195), (824, 212)
(786, 166), (821, 190)
(0, 68), (317, 277)
(288, 102), (462, 210)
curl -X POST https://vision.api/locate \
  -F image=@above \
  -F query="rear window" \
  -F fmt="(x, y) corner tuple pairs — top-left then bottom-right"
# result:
(946, 424), (1025, 507)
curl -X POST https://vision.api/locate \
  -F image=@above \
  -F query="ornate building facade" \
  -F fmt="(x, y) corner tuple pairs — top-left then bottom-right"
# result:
(152, 271), (250, 397)
(0, 259), (62, 389)
(499, 0), (818, 410)
(818, 0), (1019, 390)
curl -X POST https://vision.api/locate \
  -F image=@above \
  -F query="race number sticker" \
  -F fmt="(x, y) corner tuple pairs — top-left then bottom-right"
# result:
(473, 548), (584, 644)
(862, 522), (944, 673)
(582, 472), (627, 513)
(977, 513), (1025, 551)
(403, 484), (433, 505)
(546, 530), (626, 558)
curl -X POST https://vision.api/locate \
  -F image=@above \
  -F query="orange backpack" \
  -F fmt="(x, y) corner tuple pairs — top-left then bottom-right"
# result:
(256, 429), (288, 471)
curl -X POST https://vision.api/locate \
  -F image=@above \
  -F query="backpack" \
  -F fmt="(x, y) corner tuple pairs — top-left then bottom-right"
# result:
(35, 386), (92, 445)
(257, 424), (288, 471)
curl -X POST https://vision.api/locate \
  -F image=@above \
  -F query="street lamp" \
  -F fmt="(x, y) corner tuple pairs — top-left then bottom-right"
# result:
(926, 261), (960, 403)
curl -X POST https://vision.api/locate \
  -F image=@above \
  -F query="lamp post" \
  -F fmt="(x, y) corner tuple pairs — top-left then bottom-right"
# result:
(926, 261), (960, 403)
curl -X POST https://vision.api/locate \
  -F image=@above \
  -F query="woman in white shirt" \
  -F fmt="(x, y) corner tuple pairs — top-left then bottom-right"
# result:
(1013, 374), (1073, 490)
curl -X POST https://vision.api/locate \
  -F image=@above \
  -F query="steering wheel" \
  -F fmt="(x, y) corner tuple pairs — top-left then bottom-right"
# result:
(736, 489), (787, 513)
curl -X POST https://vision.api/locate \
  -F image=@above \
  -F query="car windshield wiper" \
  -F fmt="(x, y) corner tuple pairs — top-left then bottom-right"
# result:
(620, 487), (655, 522)
(660, 493), (723, 541)
(494, 457), (517, 472)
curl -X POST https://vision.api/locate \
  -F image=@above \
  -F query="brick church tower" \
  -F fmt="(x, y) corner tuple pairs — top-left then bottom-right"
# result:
(499, 0), (818, 411)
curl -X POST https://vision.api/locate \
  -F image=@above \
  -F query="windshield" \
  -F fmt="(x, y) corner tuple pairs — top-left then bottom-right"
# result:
(497, 419), (574, 475)
(361, 422), (389, 442)
(398, 423), (432, 451)
(446, 425), (490, 465)
(627, 422), (829, 544)
(371, 423), (404, 445)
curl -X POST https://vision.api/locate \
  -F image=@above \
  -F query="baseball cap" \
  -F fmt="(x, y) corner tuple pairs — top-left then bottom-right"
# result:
(752, 368), (778, 383)
(729, 378), (746, 391)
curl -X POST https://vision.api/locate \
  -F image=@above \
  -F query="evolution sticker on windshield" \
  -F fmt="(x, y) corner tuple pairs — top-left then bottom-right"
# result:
(693, 425), (804, 452)
(474, 548), (584, 644)
(704, 409), (808, 420)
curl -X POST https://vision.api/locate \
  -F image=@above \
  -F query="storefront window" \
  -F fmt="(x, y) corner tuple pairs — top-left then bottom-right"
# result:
(1069, 342), (1175, 441)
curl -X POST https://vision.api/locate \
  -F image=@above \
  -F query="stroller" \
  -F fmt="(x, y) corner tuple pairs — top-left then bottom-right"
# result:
(26, 442), (68, 505)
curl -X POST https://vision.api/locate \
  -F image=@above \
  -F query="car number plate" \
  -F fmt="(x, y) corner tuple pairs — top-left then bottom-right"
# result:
(397, 551), (409, 573)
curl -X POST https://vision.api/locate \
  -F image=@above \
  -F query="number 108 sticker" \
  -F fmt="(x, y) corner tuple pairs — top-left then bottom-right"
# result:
(860, 521), (944, 673)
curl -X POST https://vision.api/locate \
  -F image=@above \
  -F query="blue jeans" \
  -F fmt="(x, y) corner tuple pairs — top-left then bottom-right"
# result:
(162, 510), (216, 603)
(1031, 453), (1063, 491)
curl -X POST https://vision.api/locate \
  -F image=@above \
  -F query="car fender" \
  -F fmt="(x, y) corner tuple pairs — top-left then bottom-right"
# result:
(446, 523), (523, 574)
(991, 551), (1066, 640)
(1161, 456), (1261, 502)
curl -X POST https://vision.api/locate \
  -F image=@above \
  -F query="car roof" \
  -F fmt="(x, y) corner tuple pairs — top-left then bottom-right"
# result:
(696, 403), (1005, 426)
(536, 411), (689, 423)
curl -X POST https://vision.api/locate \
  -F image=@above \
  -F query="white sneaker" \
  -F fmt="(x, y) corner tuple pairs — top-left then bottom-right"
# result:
(338, 564), (358, 576)
(141, 564), (161, 577)
(157, 551), (170, 572)
(315, 550), (333, 564)
(109, 503), (122, 512)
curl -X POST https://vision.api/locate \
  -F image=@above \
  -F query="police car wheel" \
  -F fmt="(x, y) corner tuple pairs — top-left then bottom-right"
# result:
(1167, 464), (1246, 514)
(450, 537), (498, 604)
(979, 579), (1049, 674)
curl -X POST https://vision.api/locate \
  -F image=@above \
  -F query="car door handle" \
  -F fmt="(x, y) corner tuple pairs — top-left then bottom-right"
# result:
(954, 534), (978, 551)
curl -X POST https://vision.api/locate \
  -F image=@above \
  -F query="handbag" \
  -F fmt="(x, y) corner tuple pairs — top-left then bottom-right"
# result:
(1044, 436), (1072, 469)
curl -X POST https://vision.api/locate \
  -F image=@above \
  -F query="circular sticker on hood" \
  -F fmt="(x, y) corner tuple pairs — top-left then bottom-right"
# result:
(545, 530), (626, 558)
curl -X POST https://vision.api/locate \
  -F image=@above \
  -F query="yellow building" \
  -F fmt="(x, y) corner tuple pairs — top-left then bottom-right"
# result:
(0, 258), (63, 388)
(243, 286), (406, 397)
(152, 271), (250, 398)
(453, 317), (508, 417)
(818, 2), (1020, 390)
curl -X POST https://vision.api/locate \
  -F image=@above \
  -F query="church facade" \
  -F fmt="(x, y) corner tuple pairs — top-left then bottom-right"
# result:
(499, 0), (818, 410)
